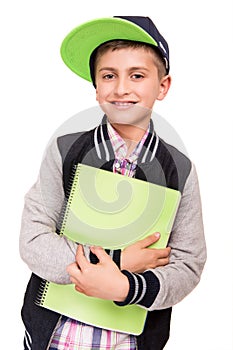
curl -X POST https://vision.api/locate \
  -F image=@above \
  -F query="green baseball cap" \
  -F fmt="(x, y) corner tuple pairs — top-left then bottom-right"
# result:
(61, 16), (170, 82)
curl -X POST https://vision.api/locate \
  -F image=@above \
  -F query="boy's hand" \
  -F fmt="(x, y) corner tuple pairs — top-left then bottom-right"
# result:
(121, 233), (171, 273)
(67, 244), (129, 301)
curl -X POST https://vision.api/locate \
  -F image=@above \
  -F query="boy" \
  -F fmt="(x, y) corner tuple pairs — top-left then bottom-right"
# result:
(20, 16), (206, 350)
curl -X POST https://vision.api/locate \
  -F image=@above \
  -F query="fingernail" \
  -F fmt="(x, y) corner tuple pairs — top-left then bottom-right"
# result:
(155, 232), (160, 238)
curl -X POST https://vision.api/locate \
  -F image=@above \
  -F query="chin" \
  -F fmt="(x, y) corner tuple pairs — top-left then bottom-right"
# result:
(100, 102), (152, 127)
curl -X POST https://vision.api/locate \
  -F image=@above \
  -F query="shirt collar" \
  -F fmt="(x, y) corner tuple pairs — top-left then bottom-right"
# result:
(94, 115), (159, 164)
(107, 121), (149, 162)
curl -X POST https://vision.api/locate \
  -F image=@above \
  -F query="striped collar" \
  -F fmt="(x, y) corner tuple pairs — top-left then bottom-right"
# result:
(93, 116), (159, 164)
(107, 121), (149, 162)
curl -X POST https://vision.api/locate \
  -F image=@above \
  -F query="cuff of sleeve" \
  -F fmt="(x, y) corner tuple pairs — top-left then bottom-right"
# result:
(90, 249), (121, 268)
(90, 250), (99, 264)
(112, 249), (121, 269)
(90, 249), (111, 264)
(114, 270), (160, 308)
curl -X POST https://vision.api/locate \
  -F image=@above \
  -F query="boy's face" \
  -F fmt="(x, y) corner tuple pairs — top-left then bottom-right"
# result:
(95, 47), (171, 129)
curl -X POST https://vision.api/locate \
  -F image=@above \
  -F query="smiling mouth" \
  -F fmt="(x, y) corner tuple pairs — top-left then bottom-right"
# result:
(111, 101), (137, 109)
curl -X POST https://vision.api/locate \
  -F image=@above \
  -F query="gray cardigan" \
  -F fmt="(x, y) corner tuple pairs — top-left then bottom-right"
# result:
(19, 119), (206, 349)
(20, 130), (206, 310)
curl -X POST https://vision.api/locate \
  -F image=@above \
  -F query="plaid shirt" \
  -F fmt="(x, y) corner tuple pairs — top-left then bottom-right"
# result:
(49, 122), (149, 350)
(107, 122), (149, 177)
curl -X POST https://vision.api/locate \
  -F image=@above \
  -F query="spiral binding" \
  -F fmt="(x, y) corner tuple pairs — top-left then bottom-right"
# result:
(57, 163), (81, 236)
(35, 279), (50, 306)
(35, 163), (82, 307)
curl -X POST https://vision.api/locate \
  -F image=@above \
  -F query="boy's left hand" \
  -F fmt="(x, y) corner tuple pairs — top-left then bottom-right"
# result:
(67, 244), (129, 302)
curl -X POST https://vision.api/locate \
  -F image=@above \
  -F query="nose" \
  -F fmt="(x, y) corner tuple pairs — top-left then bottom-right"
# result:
(114, 76), (131, 96)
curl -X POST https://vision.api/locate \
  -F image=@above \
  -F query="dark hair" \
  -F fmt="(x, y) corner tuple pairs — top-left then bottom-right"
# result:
(89, 40), (167, 87)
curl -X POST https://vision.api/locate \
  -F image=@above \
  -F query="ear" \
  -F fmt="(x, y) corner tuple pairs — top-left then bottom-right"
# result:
(157, 75), (172, 101)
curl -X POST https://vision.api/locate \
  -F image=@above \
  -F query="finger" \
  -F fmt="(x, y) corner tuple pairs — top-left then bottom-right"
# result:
(75, 285), (84, 293)
(153, 246), (171, 258)
(70, 276), (79, 285)
(90, 246), (111, 263)
(154, 257), (170, 267)
(164, 246), (171, 256)
(66, 262), (80, 277)
(76, 244), (90, 269)
(138, 232), (161, 248)
(75, 244), (84, 260)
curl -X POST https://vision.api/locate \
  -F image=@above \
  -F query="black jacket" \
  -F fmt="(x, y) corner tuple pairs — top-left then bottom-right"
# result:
(21, 119), (191, 350)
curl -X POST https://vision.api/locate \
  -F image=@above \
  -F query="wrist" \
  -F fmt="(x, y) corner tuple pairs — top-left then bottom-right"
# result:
(114, 272), (129, 302)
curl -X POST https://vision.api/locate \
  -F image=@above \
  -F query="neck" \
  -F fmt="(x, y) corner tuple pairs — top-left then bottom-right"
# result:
(110, 123), (149, 157)
(111, 123), (149, 143)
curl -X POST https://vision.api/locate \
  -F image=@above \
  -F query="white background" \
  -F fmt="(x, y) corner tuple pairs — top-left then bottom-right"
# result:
(0, 1), (233, 349)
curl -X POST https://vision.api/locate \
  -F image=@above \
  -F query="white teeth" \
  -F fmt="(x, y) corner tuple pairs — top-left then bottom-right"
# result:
(113, 102), (134, 106)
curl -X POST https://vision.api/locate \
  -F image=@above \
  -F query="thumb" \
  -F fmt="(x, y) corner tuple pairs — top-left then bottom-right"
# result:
(138, 232), (161, 248)
(90, 246), (110, 263)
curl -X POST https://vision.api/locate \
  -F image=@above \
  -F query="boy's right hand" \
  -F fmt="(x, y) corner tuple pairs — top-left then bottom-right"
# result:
(121, 233), (171, 273)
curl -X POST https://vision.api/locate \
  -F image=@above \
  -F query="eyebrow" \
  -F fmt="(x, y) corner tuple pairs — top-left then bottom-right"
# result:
(98, 67), (115, 72)
(98, 66), (149, 72)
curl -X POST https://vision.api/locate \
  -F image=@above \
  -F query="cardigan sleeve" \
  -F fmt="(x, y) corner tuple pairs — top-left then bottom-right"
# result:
(149, 163), (207, 310)
(115, 163), (206, 310)
(19, 138), (78, 284)
(19, 137), (120, 283)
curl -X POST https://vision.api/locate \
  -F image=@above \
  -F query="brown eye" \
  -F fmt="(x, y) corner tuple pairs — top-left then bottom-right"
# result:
(103, 74), (115, 80)
(131, 74), (144, 80)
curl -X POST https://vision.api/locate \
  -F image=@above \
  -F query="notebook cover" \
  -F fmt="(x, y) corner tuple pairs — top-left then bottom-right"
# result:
(59, 163), (181, 249)
(36, 163), (181, 334)
(36, 280), (147, 335)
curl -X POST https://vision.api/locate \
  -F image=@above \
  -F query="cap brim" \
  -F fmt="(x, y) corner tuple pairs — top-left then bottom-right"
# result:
(60, 17), (158, 82)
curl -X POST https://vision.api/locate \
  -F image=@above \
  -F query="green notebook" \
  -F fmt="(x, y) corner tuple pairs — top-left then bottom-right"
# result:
(35, 163), (181, 335)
